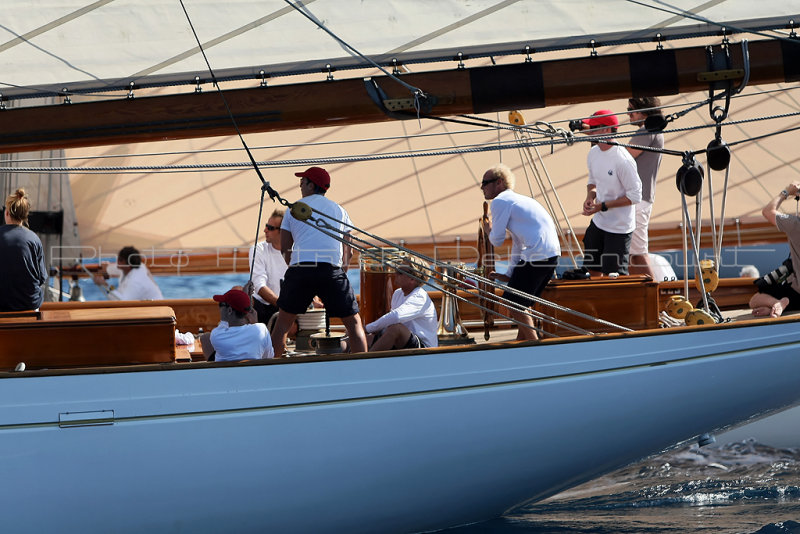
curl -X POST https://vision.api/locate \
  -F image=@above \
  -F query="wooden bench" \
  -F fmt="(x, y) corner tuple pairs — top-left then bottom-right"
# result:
(0, 306), (178, 370)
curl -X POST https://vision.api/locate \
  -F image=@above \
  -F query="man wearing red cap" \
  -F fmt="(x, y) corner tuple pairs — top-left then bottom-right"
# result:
(580, 110), (642, 275)
(271, 166), (368, 356)
(208, 288), (273, 361)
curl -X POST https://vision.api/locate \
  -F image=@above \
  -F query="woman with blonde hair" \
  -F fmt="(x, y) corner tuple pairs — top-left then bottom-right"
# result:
(1, 188), (47, 311)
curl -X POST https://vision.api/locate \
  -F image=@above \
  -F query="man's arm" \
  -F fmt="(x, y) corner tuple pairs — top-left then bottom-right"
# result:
(582, 184), (598, 215)
(488, 198), (511, 247)
(280, 229), (293, 265)
(249, 244), (280, 306)
(342, 232), (353, 272)
(763, 183), (800, 227)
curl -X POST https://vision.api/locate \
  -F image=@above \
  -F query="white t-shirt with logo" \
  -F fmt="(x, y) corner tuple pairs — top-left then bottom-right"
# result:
(587, 144), (642, 234)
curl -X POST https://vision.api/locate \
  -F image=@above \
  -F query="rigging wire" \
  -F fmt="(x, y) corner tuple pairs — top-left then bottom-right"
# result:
(283, 0), (427, 110)
(8, 108), (800, 175)
(177, 0), (273, 283)
(625, 0), (800, 44)
(286, 194), (628, 335)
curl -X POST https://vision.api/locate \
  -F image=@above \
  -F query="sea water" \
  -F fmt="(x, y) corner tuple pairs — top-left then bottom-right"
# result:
(444, 441), (800, 533)
(60, 257), (800, 533)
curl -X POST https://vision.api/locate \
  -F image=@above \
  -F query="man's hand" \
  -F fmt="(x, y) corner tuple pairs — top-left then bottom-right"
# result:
(582, 198), (598, 216)
(243, 280), (255, 296)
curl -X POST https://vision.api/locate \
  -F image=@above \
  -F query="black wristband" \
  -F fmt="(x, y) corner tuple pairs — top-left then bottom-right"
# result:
(600, 201), (608, 212)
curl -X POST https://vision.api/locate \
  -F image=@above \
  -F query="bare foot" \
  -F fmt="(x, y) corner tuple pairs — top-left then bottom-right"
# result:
(752, 306), (772, 317)
(770, 297), (790, 318)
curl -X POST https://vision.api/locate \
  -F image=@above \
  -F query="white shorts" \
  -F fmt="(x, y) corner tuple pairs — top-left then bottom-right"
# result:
(630, 201), (653, 255)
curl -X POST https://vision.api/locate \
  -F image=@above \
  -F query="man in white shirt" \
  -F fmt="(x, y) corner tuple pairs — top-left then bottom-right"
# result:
(366, 257), (438, 351)
(92, 246), (163, 300)
(481, 163), (561, 341)
(209, 288), (273, 361)
(249, 209), (288, 325)
(580, 109), (642, 275)
(271, 166), (368, 356)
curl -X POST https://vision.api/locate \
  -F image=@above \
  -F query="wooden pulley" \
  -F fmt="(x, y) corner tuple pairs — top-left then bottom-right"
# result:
(477, 201), (495, 341)
(291, 201), (312, 221)
(508, 110), (525, 126)
(694, 259), (719, 293)
(684, 308), (716, 326)
(665, 295), (693, 319)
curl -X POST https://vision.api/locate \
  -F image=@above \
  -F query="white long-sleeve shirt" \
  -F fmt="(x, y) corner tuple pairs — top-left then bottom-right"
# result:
(488, 189), (561, 267)
(365, 286), (438, 348)
(248, 241), (287, 305)
(109, 265), (163, 301)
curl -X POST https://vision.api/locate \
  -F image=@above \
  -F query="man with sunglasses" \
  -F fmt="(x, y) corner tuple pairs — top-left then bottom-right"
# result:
(480, 163), (560, 341)
(248, 209), (288, 325)
(271, 166), (368, 356)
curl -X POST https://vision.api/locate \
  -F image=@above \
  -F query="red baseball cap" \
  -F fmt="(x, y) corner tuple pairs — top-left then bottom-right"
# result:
(295, 166), (330, 190)
(213, 289), (251, 313)
(583, 109), (619, 128)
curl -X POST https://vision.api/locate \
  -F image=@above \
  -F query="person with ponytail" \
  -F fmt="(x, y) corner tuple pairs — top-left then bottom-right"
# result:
(0, 188), (47, 311)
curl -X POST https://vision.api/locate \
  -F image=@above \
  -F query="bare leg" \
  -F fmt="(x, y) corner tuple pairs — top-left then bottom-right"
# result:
(369, 323), (413, 352)
(271, 309), (297, 357)
(341, 313), (368, 353)
(511, 308), (538, 341)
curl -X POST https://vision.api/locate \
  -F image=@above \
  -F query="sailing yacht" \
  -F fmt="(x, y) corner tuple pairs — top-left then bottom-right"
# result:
(1, 2), (799, 532)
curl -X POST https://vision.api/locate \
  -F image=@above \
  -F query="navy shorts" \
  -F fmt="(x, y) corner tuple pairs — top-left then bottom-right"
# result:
(503, 256), (558, 308)
(277, 263), (359, 317)
(582, 220), (632, 275)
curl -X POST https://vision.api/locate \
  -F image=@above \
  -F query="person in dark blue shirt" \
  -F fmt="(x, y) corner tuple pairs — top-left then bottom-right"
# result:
(0, 188), (47, 311)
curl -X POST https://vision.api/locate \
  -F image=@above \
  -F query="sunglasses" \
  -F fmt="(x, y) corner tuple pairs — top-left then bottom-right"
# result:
(265, 224), (278, 231)
(480, 177), (499, 187)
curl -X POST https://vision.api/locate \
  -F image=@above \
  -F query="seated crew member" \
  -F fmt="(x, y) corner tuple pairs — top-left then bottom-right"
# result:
(365, 257), (438, 351)
(93, 246), (163, 300)
(249, 209), (288, 325)
(0, 188), (47, 312)
(749, 182), (800, 318)
(207, 288), (274, 361)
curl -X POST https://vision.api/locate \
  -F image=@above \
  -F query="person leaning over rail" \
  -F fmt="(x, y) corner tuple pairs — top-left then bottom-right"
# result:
(480, 163), (561, 341)
(0, 188), (47, 312)
(365, 257), (438, 351)
(625, 97), (664, 275)
(271, 166), (368, 357)
(92, 245), (163, 300)
(249, 208), (288, 326)
(749, 182), (800, 318)
(580, 109), (642, 276)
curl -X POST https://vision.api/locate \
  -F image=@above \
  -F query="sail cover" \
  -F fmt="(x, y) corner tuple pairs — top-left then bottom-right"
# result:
(1, 0), (797, 99)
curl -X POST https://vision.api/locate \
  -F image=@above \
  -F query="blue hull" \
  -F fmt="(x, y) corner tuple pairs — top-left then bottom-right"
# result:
(1, 319), (799, 533)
